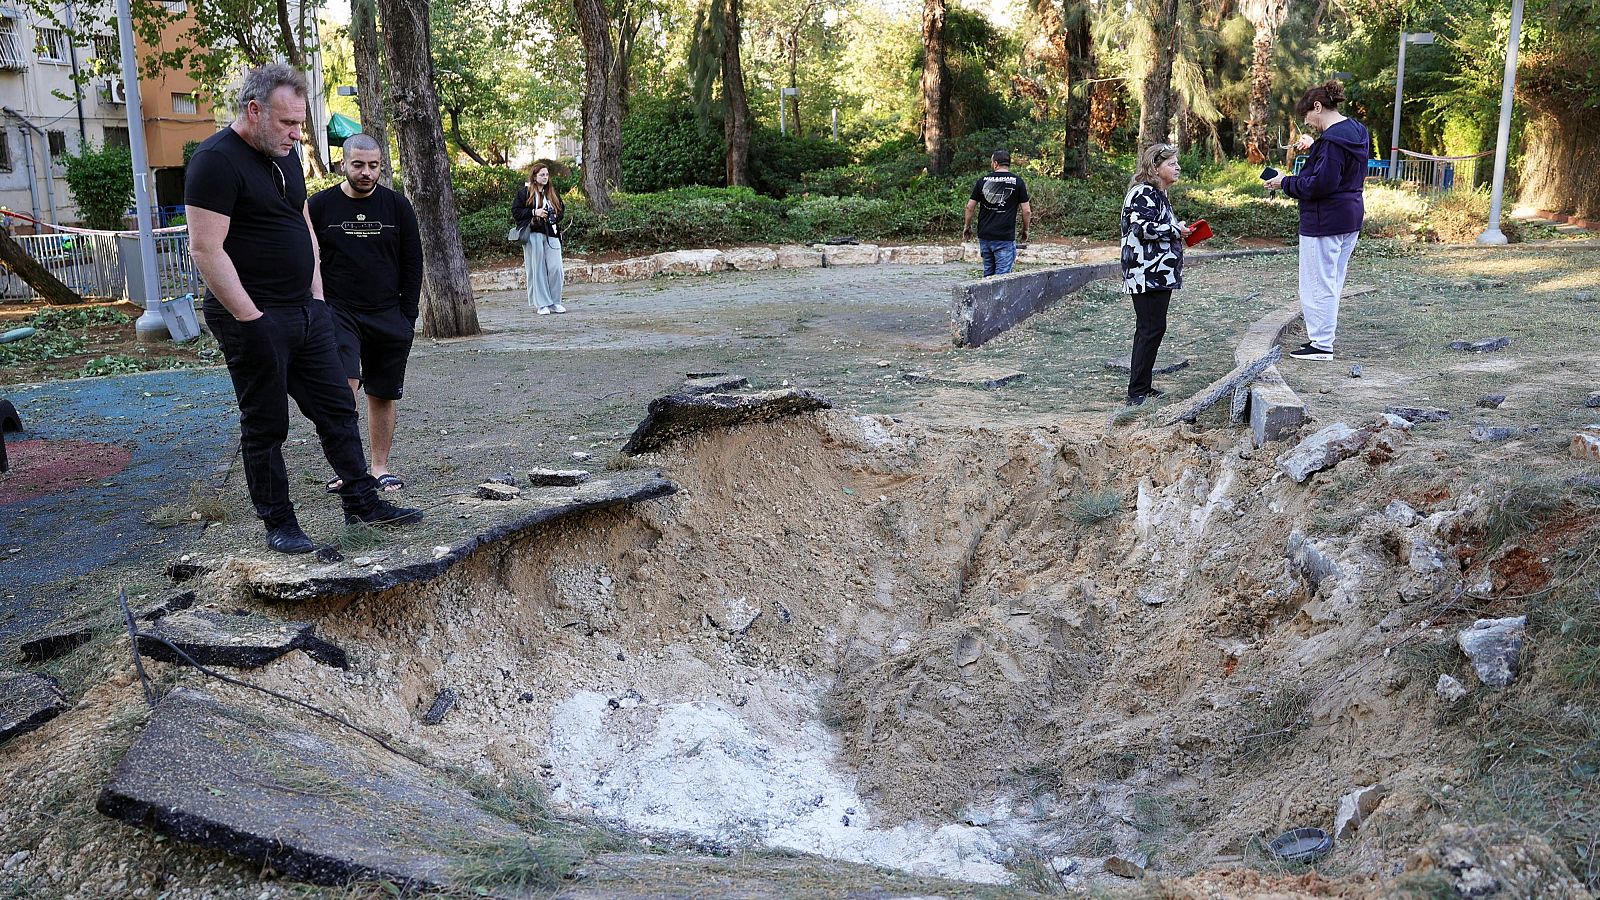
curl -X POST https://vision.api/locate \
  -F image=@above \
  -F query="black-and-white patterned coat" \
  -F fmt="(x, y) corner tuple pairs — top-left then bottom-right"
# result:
(1119, 183), (1184, 294)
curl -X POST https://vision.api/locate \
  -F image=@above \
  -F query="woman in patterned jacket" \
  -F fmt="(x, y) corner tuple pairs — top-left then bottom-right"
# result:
(1119, 143), (1194, 406)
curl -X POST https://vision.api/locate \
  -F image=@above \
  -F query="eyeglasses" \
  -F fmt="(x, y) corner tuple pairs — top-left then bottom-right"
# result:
(268, 161), (286, 201)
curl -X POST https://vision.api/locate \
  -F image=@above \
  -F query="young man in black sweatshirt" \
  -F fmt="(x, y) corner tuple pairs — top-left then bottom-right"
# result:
(309, 133), (424, 493)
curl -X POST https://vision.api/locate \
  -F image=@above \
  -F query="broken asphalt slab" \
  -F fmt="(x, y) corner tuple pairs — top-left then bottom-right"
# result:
(235, 474), (676, 602)
(0, 671), (67, 746)
(136, 606), (348, 669)
(97, 688), (527, 891)
(622, 390), (831, 455)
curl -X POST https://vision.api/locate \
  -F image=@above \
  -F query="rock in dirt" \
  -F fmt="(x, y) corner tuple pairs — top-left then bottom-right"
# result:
(1277, 423), (1371, 482)
(1436, 674), (1469, 703)
(421, 688), (457, 726)
(1457, 616), (1527, 688)
(1470, 424), (1523, 443)
(683, 374), (750, 395)
(1384, 405), (1451, 424)
(1348, 364), (1362, 378)
(1448, 336), (1511, 353)
(1287, 530), (1344, 588)
(1587, 392), (1600, 408)
(1104, 853), (1149, 879)
(1384, 500), (1421, 527)
(1477, 394), (1506, 409)
(1333, 785), (1387, 840)
(1408, 537), (1448, 574)
(954, 631), (983, 667)
(911, 366), (1027, 390)
(137, 607), (348, 669)
(527, 468), (591, 487)
(97, 688), (527, 890)
(1103, 354), (1189, 375)
(1574, 290), (1596, 303)
(0, 671), (67, 746)
(475, 482), (522, 501)
(17, 623), (95, 663)
(1573, 427), (1600, 463)
(622, 389), (831, 455)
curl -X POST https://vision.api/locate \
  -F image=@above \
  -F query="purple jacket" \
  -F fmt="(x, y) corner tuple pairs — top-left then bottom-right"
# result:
(1281, 118), (1370, 237)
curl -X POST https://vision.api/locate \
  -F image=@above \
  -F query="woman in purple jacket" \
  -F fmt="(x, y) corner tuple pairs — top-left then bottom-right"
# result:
(1265, 81), (1370, 361)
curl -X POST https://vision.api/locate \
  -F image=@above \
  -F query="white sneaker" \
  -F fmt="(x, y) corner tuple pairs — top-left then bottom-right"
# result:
(536, 307), (551, 315)
(552, 304), (567, 313)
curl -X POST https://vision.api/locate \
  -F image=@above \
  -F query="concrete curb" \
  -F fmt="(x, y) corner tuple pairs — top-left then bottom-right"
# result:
(1234, 301), (1308, 446)
(950, 247), (1292, 348)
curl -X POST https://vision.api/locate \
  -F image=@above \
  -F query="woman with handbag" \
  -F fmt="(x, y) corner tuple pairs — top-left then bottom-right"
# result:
(512, 162), (566, 314)
(1119, 143), (1194, 406)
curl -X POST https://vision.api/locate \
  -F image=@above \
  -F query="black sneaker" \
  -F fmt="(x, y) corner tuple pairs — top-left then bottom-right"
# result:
(1145, 388), (1166, 398)
(1287, 342), (1334, 361)
(266, 522), (318, 554)
(1126, 394), (1148, 407)
(346, 498), (425, 527)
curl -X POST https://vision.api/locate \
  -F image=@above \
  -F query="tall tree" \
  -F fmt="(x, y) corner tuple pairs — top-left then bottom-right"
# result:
(1242, 0), (1291, 162)
(1136, 0), (1180, 147)
(375, 0), (479, 338)
(920, 0), (950, 174)
(350, 0), (393, 187)
(691, 0), (753, 186)
(574, 0), (624, 212)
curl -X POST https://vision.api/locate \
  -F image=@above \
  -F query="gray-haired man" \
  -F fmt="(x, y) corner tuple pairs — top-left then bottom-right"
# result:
(186, 64), (422, 554)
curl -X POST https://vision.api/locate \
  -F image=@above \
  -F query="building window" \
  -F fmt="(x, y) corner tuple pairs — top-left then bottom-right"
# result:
(171, 92), (197, 115)
(92, 34), (118, 68)
(103, 126), (129, 149)
(0, 131), (11, 172)
(0, 20), (27, 70)
(34, 25), (67, 63)
(47, 130), (66, 160)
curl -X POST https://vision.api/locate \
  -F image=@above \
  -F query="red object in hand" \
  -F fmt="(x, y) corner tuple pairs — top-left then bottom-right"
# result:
(1184, 218), (1213, 247)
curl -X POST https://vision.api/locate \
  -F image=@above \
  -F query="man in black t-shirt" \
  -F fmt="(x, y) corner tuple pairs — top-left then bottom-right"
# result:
(962, 150), (1032, 277)
(309, 133), (422, 494)
(186, 64), (422, 554)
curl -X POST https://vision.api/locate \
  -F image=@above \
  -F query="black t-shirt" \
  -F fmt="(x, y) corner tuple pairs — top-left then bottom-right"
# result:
(970, 171), (1029, 241)
(308, 184), (424, 319)
(184, 128), (313, 307)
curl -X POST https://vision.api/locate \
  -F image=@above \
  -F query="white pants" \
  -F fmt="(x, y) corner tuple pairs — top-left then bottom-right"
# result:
(524, 236), (563, 309)
(1298, 232), (1358, 350)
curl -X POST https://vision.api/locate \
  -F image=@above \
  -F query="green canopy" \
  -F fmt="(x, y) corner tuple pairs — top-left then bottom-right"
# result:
(327, 112), (362, 147)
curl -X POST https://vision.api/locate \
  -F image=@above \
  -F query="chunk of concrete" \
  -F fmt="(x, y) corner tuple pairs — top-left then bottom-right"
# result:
(1287, 530), (1344, 589)
(921, 366), (1026, 390)
(1384, 500), (1421, 527)
(1385, 405), (1451, 424)
(775, 245), (823, 268)
(1471, 424), (1522, 443)
(1573, 428), (1600, 463)
(475, 482), (522, 501)
(1436, 674), (1468, 703)
(822, 243), (880, 267)
(1250, 378), (1306, 446)
(1103, 354), (1190, 375)
(654, 249), (728, 275)
(683, 374), (749, 395)
(622, 389), (831, 455)
(1159, 348), (1282, 426)
(137, 607), (348, 669)
(1477, 394), (1506, 409)
(1334, 785), (1387, 840)
(527, 468), (591, 487)
(1104, 853), (1148, 879)
(0, 671), (67, 746)
(881, 245), (950, 265)
(589, 256), (661, 283)
(96, 689), (528, 890)
(1448, 336), (1511, 353)
(1276, 423), (1371, 483)
(722, 247), (778, 271)
(1457, 616), (1527, 688)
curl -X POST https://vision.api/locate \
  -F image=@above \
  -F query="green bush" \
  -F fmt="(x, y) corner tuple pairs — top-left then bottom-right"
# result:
(63, 143), (134, 231)
(453, 166), (528, 215)
(459, 206), (521, 261)
(620, 95), (725, 193)
(568, 186), (786, 253)
(748, 127), (851, 198)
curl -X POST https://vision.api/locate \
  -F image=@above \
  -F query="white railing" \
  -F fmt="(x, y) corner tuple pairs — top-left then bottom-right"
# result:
(0, 230), (204, 302)
(1392, 156), (1482, 193)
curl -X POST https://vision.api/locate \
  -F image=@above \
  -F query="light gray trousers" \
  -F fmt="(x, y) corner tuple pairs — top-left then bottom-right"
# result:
(524, 235), (564, 309)
(1298, 232), (1358, 350)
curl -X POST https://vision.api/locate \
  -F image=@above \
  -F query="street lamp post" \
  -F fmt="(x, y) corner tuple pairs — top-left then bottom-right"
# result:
(1478, 0), (1525, 245)
(779, 86), (797, 136)
(1388, 31), (1434, 182)
(114, 0), (164, 343)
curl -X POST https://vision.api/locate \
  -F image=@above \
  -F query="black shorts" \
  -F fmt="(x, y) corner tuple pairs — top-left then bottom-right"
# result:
(331, 304), (415, 400)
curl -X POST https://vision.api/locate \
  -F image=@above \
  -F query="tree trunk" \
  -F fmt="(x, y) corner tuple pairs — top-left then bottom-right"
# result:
(448, 107), (490, 165)
(787, 32), (800, 137)
(376, 0), (479, 338)
(1245, 21), (1275, 163)
(274, 0), (327, 176)
(1519, 113), (1600, 220)
(350, 0), (392, 188)
(921, 0), (950, 174)
(574, 0), (623, 213)
(1063, 0), (1093, 178)
(614, 2), (641, 119)
(722, 0), (751, 186)
(1137, 0), (1179, 148)
(0, 231), (84, 305)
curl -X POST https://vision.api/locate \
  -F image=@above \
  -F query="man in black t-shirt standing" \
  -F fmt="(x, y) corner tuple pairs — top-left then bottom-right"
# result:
(186, 64), (422, 554)
(962, 150), (1032, 277)
(309, 133), (422, 494)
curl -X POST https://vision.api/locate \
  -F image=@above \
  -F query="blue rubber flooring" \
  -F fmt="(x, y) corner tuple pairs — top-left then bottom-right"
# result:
(0, 368), (238, 642)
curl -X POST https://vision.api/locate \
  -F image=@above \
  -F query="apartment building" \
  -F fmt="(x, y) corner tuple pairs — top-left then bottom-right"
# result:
(0, 2), (221, 230)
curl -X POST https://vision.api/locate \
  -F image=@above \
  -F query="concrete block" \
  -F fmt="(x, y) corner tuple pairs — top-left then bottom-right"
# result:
(468, 266), (521, 293)
(654, 249), (729, 275)
(562, 264), (592, 285)
(1016, 244), (1079, 265)
(822, 243), (880, 266)
(776, 245), (823, 268)
(1250, 375), (1307, 446)
(882, 245), (949, 265)
(589, 256), (661, 283)
(723, 247), (778, 271)
(942, 245), (966, 263)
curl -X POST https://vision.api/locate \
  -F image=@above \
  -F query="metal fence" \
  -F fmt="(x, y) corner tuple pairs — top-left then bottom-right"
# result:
(1392, 156), (1483, 193)
(0, 230), (203, 302)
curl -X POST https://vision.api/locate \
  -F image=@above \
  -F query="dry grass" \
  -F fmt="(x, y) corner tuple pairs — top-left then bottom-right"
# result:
(147, 484), (231, 529)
